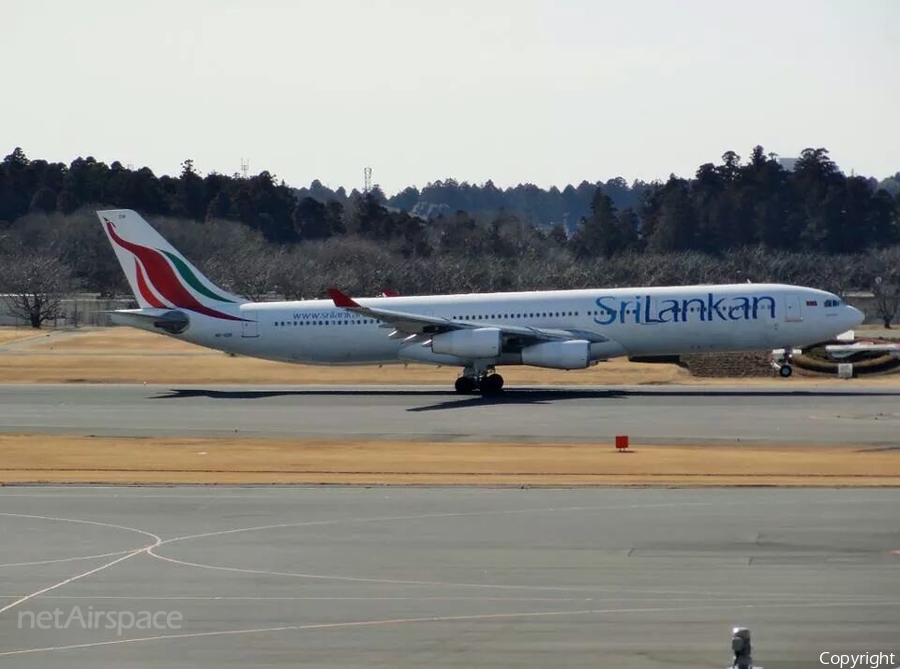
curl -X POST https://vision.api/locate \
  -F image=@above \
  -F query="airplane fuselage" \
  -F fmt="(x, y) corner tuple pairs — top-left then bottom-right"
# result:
(125, 283), (861, 366)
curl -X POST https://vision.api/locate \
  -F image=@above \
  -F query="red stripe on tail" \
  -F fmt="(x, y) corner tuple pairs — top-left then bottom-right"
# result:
(135, 259), (166, 308)
(106, 218), (247, 322)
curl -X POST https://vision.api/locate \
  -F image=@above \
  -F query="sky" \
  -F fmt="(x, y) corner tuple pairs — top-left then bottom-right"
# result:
(3, 0), (899, 194)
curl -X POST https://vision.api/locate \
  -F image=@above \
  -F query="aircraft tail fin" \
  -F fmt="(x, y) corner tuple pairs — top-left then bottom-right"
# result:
(97, 209), (247, 319)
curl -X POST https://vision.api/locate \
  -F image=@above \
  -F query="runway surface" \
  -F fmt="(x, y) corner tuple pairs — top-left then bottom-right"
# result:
(1, 383), (900, 445)
(0, 487), (897, 668)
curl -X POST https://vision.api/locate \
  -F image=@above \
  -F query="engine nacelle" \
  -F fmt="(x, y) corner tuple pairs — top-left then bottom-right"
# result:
(432, 327), (502, 359)
(521, 340), (591, 369)
(398, 344), (466, 366)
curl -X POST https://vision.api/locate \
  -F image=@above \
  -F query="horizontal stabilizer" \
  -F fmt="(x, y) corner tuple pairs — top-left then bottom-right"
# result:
(106, 308), (190, 334)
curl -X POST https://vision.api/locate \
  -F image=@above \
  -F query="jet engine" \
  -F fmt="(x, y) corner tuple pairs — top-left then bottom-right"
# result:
(431, 327), (503, 358)
(521, 340), (591, 369)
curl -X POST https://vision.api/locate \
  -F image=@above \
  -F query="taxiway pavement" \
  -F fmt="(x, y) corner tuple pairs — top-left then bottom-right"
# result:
(1, 383), (900, 445)
(0, 487), (897, 668)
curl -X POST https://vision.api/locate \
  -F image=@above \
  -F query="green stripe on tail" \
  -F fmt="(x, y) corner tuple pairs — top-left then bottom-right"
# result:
(161, 250), (235, 303)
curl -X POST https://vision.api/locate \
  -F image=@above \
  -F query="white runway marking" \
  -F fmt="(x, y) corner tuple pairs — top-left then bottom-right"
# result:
(2, 593), (892, 606)
(149, 548), (895, 600)
(0, 513), (162, 616)
(0, 594), (596, 602)
(0, 550), (133, 568)
(1, 497), (893, 620)
(155, 500), (744, 545)
(147, 542), (872, 600)
(2, 600), (899, 658)
(151, 495), (844, 549)
(146, 507), (896, 601)
(2, 491), (897, 664)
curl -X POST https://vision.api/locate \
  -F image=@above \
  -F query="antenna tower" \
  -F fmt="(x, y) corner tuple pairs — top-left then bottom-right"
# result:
(241, 158), (250, 179)
(363, 167), (372, 193)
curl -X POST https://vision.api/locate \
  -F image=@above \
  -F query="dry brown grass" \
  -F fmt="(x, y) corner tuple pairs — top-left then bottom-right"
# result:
(1, 326), (897, 386)
(1, 435), (898, 486)
(0, 329), (48, 346)
(16, 327), (204, 352)
(0, 356), (695, 385)
(0, 326), (692, 385)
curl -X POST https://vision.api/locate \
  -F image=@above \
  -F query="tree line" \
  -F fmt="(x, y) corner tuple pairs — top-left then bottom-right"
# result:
(2, 145), (899, 254)
(1, 145), (900, 327)
(3, 209), (900, 328)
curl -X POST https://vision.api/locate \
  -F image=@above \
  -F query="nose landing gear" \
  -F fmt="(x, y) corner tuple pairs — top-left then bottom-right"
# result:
(772, 346), (794, 378)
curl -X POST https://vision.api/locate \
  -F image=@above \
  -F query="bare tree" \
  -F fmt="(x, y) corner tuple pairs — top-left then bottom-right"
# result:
(873, 277), (900, 329)
(203, 246), (287, 302)
(0, 251), (75, 328)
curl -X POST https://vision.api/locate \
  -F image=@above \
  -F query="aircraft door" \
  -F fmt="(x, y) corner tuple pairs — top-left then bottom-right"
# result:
(241, 312), (259, 338)
(784, 295), (803, 322)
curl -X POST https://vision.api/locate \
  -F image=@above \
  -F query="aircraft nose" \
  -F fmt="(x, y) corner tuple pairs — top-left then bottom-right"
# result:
(847, 305), (864, 326)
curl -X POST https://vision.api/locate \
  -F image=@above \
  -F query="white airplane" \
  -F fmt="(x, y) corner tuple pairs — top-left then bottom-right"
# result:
(97, 209), (864, 394)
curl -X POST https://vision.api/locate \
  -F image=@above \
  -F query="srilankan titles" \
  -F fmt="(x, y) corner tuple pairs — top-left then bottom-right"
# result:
(592, 293), (777, 326)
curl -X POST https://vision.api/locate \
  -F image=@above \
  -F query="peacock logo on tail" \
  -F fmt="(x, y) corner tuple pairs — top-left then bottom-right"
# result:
(103, 217), (249, 322)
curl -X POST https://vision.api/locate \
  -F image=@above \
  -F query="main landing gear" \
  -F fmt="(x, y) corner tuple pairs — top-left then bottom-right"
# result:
(455, 366), (505, 396)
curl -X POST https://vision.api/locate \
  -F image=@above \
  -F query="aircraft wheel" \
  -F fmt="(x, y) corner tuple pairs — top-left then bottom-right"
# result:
(480, 373), (504, 396)
(455, 376), (477, 394)
(778, 364), (793, 378)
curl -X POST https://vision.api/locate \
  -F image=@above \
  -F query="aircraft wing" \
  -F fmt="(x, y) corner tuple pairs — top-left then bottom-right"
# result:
(327, 288), (611, 345)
